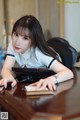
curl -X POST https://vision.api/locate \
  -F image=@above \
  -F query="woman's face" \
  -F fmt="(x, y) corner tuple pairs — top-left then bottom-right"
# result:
(12, 28), (32, 54)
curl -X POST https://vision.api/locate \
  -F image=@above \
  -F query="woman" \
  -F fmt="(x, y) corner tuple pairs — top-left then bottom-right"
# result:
(0, 15), (73, 91)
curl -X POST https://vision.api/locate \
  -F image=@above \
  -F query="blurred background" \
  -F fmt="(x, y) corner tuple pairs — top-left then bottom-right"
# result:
(0, 0), (80, 52)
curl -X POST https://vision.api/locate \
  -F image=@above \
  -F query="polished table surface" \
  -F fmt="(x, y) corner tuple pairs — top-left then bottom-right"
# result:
(0, 67), (80, 120)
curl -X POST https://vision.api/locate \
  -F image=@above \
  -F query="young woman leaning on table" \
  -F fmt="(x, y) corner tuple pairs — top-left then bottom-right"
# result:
(0, 15), (73, 91)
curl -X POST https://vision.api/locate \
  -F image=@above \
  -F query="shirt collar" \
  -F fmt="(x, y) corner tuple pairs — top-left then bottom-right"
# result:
(20, 47), (33, 60)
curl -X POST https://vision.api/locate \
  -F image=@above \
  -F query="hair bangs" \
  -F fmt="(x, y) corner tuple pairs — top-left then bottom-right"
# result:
(13, 26), (32, 37)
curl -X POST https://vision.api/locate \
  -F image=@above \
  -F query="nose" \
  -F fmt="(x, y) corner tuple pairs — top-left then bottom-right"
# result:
(15, 36), (21, 45)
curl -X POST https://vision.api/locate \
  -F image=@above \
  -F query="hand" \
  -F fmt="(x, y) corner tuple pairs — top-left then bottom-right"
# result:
(30, 76), (57, 91)
(0, 75), (17, 89)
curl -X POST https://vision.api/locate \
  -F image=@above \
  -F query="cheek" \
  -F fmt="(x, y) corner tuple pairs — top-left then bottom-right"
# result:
(27, 40), (32, 46)
(23, 41), (32, 49)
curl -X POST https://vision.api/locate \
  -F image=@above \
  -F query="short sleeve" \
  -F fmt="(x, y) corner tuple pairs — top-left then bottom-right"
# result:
(35, 47), (56, 69)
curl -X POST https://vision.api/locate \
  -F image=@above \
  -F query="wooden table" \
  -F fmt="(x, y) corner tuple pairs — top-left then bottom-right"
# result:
(0, 67), (80, 120)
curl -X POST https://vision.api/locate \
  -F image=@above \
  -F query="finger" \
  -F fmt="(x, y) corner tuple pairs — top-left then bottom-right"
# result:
(11, 80), (17, 87)
(29, 82), (38, 86)
(47, 84), (53, 91)
(0, 87), (4, 91)
(36, 79), (44, 88)
(0, 79), (4, 91)
(41, 80), (48, 88)
(4, 79), (7, 88)
(51, 83), (56, 91)
(0, 79), (4, 85)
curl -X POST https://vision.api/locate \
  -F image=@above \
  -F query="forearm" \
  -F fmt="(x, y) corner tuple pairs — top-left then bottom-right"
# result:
(53, 69), (74, 84)
(1, 67), (13, 78)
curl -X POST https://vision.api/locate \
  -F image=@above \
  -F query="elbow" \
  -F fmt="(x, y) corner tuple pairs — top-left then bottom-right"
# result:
(68, 69), (74, 79)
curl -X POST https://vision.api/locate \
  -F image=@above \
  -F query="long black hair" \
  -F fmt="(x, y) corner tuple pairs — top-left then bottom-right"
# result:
(12, 15), (57, 58)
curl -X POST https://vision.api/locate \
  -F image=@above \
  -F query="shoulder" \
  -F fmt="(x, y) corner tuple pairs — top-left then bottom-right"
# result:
(35, 47), (43, 54)
(34, 47), (46, 59)
(35, 47), (56, 67)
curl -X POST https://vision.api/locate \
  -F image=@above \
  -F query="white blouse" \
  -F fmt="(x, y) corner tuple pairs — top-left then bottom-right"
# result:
(7, 42), (57, 69)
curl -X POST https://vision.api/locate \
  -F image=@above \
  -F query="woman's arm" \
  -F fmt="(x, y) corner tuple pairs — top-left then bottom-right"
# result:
(0, 56), (17, 88)
(30, 60), (73, 91)
(51, 60), (74, 83)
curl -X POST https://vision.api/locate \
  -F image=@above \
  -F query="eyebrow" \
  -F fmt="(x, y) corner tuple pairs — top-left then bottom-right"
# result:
(23, 35), (31, 38)
(14, 32), (31, 38)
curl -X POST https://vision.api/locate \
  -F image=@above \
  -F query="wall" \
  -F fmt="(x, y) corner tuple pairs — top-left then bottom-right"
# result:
(5, 0), (36, 34)
(64, 3), (80, 52)
(38, 0), (60, 40)
(0, 0), (61, 49)
(0, 0), (37, 49)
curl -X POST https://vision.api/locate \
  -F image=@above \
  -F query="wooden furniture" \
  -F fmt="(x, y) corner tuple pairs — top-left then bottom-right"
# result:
(0, 67), (80, 120)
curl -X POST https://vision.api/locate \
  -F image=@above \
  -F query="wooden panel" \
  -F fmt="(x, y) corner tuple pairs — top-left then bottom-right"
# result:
(5, 0), (36, 34)
(0, 0), (5, 47)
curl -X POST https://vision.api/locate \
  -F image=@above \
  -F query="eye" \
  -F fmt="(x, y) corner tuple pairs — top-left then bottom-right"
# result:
(14, 32), (18, 37)
(23, 36), (30, 40)
(24, 37), (28, 40)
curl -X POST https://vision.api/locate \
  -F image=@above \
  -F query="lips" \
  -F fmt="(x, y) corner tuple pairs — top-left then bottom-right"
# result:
(14, 46), (21, 50)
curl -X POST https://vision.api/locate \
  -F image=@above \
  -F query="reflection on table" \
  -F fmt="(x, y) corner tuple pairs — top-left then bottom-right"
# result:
(0, 67), (80, 120)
